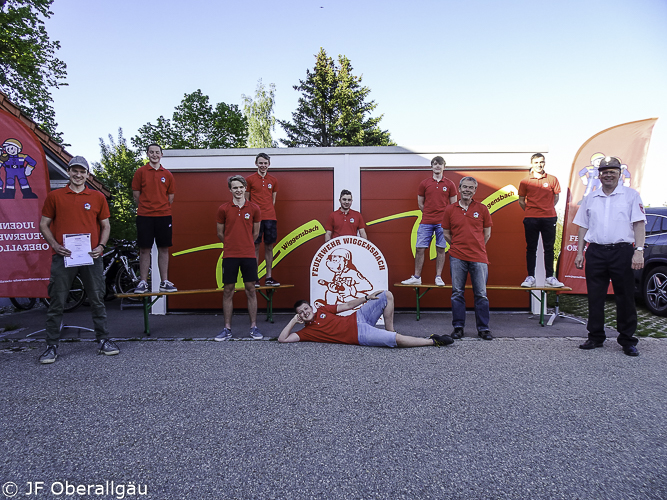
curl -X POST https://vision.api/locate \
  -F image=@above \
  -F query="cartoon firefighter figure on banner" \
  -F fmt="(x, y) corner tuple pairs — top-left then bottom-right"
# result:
(310, 236), (389, 316)
(0, 138), (39, 199)
(578, 151), (631, 202)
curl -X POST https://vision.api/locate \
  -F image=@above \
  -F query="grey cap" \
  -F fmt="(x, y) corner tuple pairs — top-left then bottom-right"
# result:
(598, 156), (622, 171)
(68, 156), (89, 171)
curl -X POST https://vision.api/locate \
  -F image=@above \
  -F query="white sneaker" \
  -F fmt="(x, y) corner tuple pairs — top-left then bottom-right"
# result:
(545, 276), (565, 288)
(401, 276), (422, 285)
(435, 276), (446, 286)
(521, 276), (536, 287)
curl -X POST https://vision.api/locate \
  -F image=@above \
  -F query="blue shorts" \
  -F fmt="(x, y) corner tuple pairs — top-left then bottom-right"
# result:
(356, 292), (397, 348)
(416, 223), (446, 249)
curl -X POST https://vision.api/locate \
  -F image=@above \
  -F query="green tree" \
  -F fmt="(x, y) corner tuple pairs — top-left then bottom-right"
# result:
(280, 48), (394, 147)
(242, 79), (277, 148)
(132, 90), (248, 151)
(93, 129), (142, 241)
(0, 0), (67, 143)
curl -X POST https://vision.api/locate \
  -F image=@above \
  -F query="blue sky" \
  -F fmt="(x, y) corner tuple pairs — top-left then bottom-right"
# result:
(45, 0), (667, 205)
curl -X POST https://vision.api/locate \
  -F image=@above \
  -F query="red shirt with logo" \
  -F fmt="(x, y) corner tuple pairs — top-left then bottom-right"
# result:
(518, 172), (560, 218)
(216, 200), (261, 258)
(442, 200), (493, 264)
(325, 209), (366, 238)
(132, 163), (176, 217)
(246, 172), (278, 221)
(296, 305), (359, 344)
(42, 185), (111, 250)
(418, 176), (458, 224)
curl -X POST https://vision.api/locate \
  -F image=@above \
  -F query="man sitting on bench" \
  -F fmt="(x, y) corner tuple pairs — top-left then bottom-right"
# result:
(278, 290), (453, 347)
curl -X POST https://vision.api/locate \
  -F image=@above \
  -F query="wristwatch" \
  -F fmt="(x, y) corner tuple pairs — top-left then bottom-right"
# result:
(635, 246), (644, 251)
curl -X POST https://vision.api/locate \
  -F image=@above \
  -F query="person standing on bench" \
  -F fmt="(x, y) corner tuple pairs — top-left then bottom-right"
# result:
(246, 152), (280, 287)
(518, 153), (564, 288)
(324, 189), (369, 242)
(132, 143), (177, 294)
(38, 156), (119, 364)
(401, 156), (457, 287)
(573, 157), (645, 357)
(442, 176), (493, 341)
(216, 175), (263, 341)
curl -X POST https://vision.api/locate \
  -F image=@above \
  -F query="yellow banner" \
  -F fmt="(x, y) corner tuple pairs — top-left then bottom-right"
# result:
(482, 184), (519, 214)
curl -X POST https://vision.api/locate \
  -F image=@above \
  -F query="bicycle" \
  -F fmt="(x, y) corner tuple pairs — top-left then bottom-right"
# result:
(39, 239), (142, 312)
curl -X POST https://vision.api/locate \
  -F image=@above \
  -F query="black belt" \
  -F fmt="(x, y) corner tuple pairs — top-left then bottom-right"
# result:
(589, 242), (632, 249)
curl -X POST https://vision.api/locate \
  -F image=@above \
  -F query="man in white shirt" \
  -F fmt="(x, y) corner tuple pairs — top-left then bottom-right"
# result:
(573, 157), (645, 356)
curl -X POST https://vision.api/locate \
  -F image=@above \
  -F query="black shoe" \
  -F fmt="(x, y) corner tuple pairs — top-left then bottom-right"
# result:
(478, 330), (493, 340)
(579, 339), (604, 350)
(97, 339), (120, 356)
(451, 327), (464, 339)
(39, 345), (58, 364)
(265, 277), (280, 287)
(622, 345), (639, 357)
(430, 334), (454, 347)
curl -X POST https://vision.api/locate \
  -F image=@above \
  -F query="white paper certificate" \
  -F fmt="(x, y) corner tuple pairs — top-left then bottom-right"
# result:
(63, 233), (94, 267)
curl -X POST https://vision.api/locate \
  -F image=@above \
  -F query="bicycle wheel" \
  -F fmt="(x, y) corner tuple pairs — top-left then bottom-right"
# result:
(10, 297), (37, 310)
(42, 275), (87, 312)
(115, 259), (146, 302)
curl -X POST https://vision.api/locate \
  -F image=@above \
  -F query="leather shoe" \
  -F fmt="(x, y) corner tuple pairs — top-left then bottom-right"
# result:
(478, 330), (493, 340)
(579, 339), (604, 350)
(451, 327), (464, 339)
(622, 345), (639, 357)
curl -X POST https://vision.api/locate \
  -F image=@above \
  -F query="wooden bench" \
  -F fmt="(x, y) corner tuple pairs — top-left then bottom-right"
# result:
(393, 283), (572, 326)
(116, 284), (294, 335)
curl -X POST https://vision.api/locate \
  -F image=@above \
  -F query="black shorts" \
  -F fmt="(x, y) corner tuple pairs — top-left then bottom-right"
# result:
(136, 215), (173, 249)
(254, 220), (277, 245)
(222, 258), (258, 285)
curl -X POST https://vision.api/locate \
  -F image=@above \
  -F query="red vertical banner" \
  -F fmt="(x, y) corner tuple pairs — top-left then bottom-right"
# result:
(558, 118), (658, 293)
(0, 109), (51, 297)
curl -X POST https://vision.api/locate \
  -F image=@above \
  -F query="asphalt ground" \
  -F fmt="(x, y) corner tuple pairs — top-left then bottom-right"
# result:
(1, 302), (666, 499)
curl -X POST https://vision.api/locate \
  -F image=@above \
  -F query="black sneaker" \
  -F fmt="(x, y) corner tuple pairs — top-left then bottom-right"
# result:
(97, 339), (120, 356)
(430, 334), (454, 347)
(39, 345), (58, 364)
(265, 277), (280, 287)
(451, 327), (464, 339)
(478, 330), (493, 341)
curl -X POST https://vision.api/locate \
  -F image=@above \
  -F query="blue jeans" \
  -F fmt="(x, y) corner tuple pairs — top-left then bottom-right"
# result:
(450, 256), (490, 332)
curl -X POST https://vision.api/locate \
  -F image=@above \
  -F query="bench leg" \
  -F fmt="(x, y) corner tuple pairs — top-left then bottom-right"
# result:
(257, 289), (276, 323)
(413, 287), (431, 321)
(143, 296), (151, 335)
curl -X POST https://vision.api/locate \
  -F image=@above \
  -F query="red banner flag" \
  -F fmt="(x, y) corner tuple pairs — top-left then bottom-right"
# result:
(558, 118), (658, 293)
(0, 109), (52, 297)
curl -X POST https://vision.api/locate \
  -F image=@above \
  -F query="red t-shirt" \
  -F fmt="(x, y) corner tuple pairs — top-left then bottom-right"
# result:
(418, 176), (458, 224)
(296, 305), (359, 344)
(325, 209), (366, 238)
(518, 172), (560, 218)
(41, 185), (110, 250)
(246, 172), (278, 221)
(216, 200), (261, 258)
(132, 163), (176, 217)
(442, 200), (493, 264)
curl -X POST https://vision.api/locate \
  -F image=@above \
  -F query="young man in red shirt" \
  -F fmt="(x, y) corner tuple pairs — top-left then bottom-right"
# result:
(518, 153), (563, 288)
(402, 156), (458, 286)
(442, 176), (493, 340)
(278, 290), (453, 347)
(132, 143), (177, 293)
(324, 189), (368, 241)
(215, 175), (263, 340)
(38, 156), (119, 364)
(245, 152), (279, 286)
